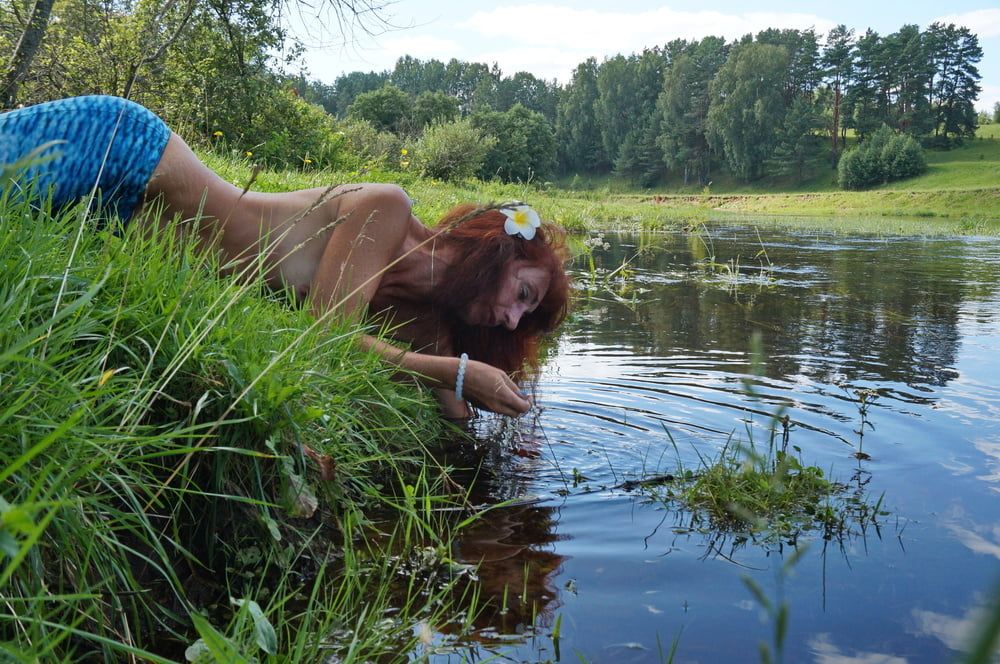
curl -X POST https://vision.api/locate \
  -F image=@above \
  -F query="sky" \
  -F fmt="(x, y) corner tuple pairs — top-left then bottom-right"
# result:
(288, 0), (1000, 111)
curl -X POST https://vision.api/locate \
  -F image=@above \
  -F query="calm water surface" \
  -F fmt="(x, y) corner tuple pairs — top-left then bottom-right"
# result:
(432, 224), (1000, 663)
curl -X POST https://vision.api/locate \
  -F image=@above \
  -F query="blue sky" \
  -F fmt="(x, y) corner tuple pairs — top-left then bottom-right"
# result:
(290, 1), (1000, 110)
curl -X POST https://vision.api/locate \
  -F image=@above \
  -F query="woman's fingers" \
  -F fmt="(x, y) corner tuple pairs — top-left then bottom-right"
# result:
(491, 368), (529, 415)
(502, 375), (531, 413)
(468, 361), (531, 416)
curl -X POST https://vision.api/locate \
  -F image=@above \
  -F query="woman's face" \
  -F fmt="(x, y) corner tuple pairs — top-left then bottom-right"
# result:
(465, 260), (551, 330)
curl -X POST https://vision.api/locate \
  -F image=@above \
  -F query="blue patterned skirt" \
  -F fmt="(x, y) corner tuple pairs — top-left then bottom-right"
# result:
(0, 95), (171, 221)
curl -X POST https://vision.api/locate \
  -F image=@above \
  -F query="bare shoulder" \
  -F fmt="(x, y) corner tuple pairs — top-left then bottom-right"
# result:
(327, 182), (415, 247)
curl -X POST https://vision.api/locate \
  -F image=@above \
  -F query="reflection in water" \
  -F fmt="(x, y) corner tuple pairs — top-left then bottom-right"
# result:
(973, 437), (1000, 489)
(452, 501), (565, 633)
(808, 633), (908, 663)
(911, 600), (999, 660)
(942, 506), (1000, 560)
(435, 227), (1000, 662)
(435, 420), (568, 643)
(587, 230), (1000, 390)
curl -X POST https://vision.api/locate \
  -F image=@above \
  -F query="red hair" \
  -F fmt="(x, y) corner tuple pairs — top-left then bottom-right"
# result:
(429, 204), (571, 377)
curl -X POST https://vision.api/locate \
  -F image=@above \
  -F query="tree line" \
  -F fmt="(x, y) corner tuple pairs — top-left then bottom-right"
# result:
(0, 1), (984, 187)
(321, 24), (981, 186)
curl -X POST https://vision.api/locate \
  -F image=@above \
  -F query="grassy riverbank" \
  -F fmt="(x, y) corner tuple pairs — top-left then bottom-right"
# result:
(203, 123), (1000, 236)
(0, 193), (480, 660)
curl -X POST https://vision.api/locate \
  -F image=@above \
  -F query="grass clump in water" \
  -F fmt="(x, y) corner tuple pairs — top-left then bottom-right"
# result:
(658, 435), (876, 543)
(648, 332), (886, 548)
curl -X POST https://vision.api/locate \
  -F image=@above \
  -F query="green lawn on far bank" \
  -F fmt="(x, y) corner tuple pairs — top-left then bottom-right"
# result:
(203, 123), (1000, 237)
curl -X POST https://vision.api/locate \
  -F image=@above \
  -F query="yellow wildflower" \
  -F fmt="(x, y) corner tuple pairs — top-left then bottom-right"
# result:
(98, 368), (116, 387)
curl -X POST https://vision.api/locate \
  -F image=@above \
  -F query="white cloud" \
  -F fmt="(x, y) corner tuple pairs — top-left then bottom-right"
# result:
(457, 4), (837, 81)
(472, 46), (589, 81)
(460, 4), (835, 48)
(379, 35), (463, 60)
(933, 9), (1000, 39)
(808, 633), (908, 664)
(301, 35), (461, 78)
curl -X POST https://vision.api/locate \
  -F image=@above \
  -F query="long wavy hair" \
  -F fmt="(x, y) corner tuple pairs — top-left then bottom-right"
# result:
(429, 204), (571, 377)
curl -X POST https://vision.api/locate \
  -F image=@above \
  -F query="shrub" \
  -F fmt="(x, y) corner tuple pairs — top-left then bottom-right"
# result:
(882, 134), (926, 181)
(471, 104), (557, 183)
(838, 124), (927, 190)
(337, 118), (403, 170)
(205, 88), (348, 170)
(248, 90), (348, 169)
(412, 119), (496, 181)
(838, 147), (880, 190)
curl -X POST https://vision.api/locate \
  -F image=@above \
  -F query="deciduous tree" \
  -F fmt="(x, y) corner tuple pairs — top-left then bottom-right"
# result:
(555, 57), (606, 173)
(706, 42), (789, 182)
(657, 36), (727, 185)
(347, 83), (412, 134)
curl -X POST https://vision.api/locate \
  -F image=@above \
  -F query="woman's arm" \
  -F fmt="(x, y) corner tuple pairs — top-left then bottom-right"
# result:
(358, 334), (530, 417)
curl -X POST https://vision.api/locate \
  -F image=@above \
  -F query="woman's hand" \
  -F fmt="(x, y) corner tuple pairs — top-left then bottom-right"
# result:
(461, 359), (531, 417)
(358, 336), (531, 417)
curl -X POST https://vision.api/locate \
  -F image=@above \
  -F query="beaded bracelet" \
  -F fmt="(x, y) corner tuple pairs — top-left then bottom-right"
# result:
(455, 352), (469, 401)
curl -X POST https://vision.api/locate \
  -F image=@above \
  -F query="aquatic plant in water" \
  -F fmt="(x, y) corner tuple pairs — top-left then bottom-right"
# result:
(649, 433), (885, 546)
(635, 332), (887, 550)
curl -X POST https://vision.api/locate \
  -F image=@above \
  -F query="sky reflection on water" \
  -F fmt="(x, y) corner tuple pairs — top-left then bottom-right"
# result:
(432, 226), (1000, 663)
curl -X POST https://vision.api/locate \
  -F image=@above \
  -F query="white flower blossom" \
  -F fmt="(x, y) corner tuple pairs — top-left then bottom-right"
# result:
(502, 205), (541, 240)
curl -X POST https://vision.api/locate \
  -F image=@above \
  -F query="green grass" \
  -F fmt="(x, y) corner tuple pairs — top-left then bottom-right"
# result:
(616, 126), (1000, 228)
(644, 432), (884, 547)
(0, 185), (480, 660)
(199, 123), (1000, 238)
(199, 149), (702, 233)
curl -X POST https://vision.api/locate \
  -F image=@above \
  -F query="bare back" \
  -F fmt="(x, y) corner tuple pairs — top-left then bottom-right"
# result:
(140, 133), (413, 307)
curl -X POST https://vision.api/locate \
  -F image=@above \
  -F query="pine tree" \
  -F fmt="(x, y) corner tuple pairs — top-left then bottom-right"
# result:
(821, 25), (854, 166)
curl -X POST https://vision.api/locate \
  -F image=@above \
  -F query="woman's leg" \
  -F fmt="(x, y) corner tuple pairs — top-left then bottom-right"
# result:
(139, 132), (247, 236)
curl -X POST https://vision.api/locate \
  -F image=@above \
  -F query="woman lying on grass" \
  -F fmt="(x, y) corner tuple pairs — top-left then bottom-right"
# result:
(0, 95), (571, 418)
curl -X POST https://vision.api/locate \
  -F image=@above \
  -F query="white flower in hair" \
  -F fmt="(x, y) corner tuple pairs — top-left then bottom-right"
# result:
(502, 204), (541, 240)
